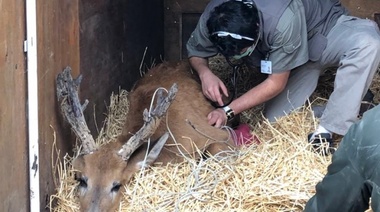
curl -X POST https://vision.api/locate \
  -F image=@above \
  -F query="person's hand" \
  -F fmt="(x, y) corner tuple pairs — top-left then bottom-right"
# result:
(199, 71), (229, 106)
(207, 108), (227, 128)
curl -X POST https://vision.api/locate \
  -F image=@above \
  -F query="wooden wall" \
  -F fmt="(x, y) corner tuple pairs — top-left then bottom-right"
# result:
(0, 0), (77, 210)
(164, 0), (210, 60)
(36, 0), (80, 210)
(0, 0), (28, 211)
(79, 0), (164, 138)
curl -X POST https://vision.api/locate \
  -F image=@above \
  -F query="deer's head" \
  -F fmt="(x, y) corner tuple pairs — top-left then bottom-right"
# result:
(56, 67), (176, 211)
(72, 132), (169, 212)
(73, 143), (128, 212)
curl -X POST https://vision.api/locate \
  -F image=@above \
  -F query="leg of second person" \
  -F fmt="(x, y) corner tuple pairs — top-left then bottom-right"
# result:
(319, 15), (380, 135)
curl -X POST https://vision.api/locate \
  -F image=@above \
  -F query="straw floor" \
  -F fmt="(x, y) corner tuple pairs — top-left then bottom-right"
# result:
(50, 56), (380, 211)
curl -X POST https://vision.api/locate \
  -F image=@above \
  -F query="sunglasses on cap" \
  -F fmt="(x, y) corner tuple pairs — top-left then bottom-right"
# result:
(211, 31), (255, 41)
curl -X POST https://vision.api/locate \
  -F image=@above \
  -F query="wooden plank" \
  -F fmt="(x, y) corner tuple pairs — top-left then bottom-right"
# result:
(36, 0), (80, 210)
(0, 0), (28, 211)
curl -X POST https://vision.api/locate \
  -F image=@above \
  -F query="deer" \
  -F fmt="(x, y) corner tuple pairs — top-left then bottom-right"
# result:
(56, 60), (256, 212)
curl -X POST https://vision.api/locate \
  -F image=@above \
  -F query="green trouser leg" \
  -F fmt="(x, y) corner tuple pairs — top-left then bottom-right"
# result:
(305, 105), (380, 212)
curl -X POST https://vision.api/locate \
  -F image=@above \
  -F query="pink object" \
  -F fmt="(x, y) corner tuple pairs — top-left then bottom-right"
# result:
(233, 124), (260, 146)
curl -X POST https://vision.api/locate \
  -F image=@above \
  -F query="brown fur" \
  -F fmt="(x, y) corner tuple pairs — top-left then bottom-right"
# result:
(73, 60), (236, 212)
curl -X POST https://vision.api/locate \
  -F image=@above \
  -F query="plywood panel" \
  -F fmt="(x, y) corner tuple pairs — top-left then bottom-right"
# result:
(0, 0), (28, 211)
(36, 0), (80, 210)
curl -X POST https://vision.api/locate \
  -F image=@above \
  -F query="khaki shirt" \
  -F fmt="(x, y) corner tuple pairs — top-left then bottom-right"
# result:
(266, 0), (309, 73)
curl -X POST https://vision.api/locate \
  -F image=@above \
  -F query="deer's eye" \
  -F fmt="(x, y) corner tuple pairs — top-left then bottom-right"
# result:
(75, 175), (88, 188)
(111, 182), (122, 193)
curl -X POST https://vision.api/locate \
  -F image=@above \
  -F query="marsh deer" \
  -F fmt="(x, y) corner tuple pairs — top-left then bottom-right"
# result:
(56, 61), (254, 212)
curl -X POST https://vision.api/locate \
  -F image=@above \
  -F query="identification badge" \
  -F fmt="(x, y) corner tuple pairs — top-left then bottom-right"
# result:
(260, 60), (272, 74)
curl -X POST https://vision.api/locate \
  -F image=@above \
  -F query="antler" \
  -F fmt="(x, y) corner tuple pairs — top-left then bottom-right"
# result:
(56, 66), (97, 154)
(118, 84), (178, 161)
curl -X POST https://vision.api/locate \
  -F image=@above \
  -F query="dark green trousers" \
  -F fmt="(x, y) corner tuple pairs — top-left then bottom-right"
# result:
(305, 104), (380, 212)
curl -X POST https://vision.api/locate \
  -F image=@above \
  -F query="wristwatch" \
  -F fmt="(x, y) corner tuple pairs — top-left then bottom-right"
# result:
(222, 105), (235, 121)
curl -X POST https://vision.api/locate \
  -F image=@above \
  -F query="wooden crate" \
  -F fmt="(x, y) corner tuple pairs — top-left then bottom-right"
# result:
(1, 0), (378, 210)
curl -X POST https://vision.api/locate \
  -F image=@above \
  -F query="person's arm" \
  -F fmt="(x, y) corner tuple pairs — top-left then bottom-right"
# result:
(186, 3), (229, 106)
(230, 70), (290, 114)
(189, 57), (228, 106)
(208, 71), (290, 127)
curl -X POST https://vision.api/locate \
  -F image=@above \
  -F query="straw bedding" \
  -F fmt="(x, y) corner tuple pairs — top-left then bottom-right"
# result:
(50, 56), (380, 211)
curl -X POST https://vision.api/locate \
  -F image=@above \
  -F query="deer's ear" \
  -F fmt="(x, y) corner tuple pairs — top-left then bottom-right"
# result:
(135, 132), (169, 169)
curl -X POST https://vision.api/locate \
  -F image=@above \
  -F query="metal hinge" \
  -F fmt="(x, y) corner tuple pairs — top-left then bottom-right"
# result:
(24, 40), (28, 53)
